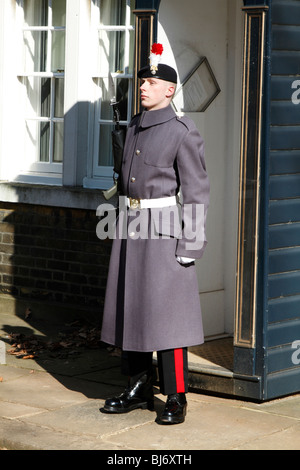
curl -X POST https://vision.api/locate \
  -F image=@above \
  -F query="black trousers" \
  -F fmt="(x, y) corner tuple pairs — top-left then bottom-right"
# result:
(121, 348), (188, 396)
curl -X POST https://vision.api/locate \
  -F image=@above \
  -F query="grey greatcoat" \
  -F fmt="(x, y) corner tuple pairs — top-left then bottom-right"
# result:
(100, 104), (210, 352)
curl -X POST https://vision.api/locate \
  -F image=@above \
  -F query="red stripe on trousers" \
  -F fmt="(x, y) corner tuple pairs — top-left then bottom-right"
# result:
(174, 348), (185, 393)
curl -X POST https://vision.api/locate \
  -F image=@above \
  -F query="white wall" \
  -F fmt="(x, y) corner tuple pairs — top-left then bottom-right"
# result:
(0, 0), (24, 182)
(157, 0), (244, 337)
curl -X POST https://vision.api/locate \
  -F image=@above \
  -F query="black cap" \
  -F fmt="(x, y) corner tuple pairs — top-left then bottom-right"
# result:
(137, 64), (177, 84)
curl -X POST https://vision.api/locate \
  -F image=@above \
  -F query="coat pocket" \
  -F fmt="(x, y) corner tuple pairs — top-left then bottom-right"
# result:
(150, 205), (182, 239)
(144, 156), (173, 168)
(143, 147), (176, 168)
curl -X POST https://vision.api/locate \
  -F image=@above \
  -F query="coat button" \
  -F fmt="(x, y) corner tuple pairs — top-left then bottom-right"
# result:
(131, 177), (136, 182)
(136, 149), (141, 155)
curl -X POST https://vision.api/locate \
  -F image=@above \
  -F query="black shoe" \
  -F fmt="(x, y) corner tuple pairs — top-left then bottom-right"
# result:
(100, 374), (154, 414)
(159, 393), (187, 424)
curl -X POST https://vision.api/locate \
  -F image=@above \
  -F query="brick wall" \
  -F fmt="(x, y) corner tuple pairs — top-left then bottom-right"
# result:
(0, 202), (112, 316)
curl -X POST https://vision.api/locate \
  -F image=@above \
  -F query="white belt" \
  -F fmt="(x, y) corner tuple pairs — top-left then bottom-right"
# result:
(125, 195), (177, 210)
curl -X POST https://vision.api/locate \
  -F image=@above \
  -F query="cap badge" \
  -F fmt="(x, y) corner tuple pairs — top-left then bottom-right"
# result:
(149, 43), (163, 75)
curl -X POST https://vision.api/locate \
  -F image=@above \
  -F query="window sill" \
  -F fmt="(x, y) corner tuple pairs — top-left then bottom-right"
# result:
(0, 181), (114, 211)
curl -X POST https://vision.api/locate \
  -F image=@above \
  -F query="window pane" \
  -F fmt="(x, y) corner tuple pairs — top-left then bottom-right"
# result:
(24, 120), (63, 164)
(54, 78), (64, 118)
(53, 122), (64, 162)
(40, 121), (50, 162)
(24, 77), (64, 121)
(24, 30), (47, 73)
(98, 123), (126, 166)
(116, 78), (129, 121)
(52, 0), (66, 26)
(99, 78), (113, 120)
(52, 30), (65, 72)
(25, 120), (49, 163)
(25, 120), (38, 163)
(41, 78), (51, 117)
(24, 76), (50, 118)
(24, 0), (48, 27)
(99, 30), (126, 75)
(100, 0), (135, 25)
(100, 0), (126, 26)
(98, 124), (114, 166)
(99, 77), (128, 121)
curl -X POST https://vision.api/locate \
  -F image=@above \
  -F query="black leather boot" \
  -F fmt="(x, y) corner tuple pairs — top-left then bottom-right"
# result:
(100, 374), (154, 414)
(159, 393), (187, 424)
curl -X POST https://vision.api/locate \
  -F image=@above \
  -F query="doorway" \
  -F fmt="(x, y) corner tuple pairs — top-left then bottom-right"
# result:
(158, 0), (244, 373)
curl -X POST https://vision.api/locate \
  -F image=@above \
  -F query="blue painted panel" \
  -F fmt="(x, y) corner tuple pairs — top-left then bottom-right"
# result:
(267, 319), (300, 347)
(268, 294), (300, 323)
(269, 222), (300, 249)
(271, 101), (300, 125)
(272, 51), (300, 75)
(271, 76), (300, 100)
(269, 199), (300, 224)
(269, 174), (300, 198)
(272, 2), (300, 25)
(267, 344), (298, 373)
(269, 246), (300, 274)
(270, 150), (300, 175)
(272, 25), (300, 51)
(268, 271), (300, 299)
(267, 368), (300, 400)
(271, 125), (300, 150)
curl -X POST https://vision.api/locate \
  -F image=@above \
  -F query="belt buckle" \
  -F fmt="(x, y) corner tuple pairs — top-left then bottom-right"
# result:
(129, 197), (141, 209)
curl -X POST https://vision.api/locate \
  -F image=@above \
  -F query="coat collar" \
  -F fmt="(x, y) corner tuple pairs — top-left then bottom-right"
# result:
(139, 104), (176, 128)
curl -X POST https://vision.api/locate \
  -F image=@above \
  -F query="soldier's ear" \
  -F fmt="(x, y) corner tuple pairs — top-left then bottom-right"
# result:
(166, 84), (175, 98)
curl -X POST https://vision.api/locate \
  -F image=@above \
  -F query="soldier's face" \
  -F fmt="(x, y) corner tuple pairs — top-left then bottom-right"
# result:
(140, 78), (175, 111)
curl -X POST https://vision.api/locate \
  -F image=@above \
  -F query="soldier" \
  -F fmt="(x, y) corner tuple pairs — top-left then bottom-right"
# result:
(100, 44), (210, 424)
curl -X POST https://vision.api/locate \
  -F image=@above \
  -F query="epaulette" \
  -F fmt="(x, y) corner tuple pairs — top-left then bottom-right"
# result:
(175, 114), (195, 131)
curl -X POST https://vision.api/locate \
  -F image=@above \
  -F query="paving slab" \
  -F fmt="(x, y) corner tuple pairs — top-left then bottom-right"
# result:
(234, 423), (300, 450)
(241, 393), (300, 420)
(0, 367), (92, 410)
(0, 401), (46, 420)
(20, 400), (156, 442)
(0, 417), (125, 451)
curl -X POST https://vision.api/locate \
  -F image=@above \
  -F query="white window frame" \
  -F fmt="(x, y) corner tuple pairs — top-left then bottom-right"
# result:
(15, 0), (65, 182)
(0, 0), (135, 190)
(84, 0), (135, 190)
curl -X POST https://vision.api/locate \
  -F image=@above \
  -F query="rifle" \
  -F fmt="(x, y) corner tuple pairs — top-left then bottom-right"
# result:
(102, 75), (126, 200)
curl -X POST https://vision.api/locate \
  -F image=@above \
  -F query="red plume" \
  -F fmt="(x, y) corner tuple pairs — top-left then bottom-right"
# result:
(151, 43), (164, 56)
